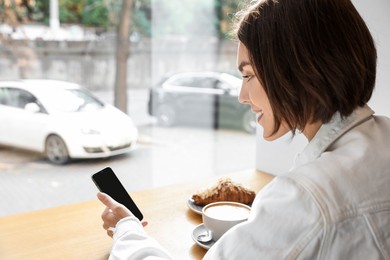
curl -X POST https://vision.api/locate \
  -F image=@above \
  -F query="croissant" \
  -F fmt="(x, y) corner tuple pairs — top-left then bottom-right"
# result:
(192, 177), (256, 206)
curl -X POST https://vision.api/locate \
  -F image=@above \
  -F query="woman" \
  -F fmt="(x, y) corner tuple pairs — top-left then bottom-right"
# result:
(98, 0), (390, 259)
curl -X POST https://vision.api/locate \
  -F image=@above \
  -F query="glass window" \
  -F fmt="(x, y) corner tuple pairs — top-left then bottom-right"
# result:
(169, 77), (217, 89)
(0, 87), (9, 105)
(3, 88), (37, 109)
(0, 1), (256, 217)
(17, 89), (37, 109)
(39, 88), (104, 113)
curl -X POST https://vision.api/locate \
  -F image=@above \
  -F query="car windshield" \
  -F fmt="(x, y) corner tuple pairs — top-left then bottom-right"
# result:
(39, 88), (104, 113)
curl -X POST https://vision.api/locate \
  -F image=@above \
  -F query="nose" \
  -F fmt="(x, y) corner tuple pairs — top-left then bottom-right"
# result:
(238, 81), (250, 105)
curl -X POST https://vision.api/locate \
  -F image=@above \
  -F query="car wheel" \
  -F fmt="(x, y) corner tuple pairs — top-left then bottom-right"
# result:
(156, 104), (176, 127)
(45, 134), (70, 164)
(242, 110), (257, 134)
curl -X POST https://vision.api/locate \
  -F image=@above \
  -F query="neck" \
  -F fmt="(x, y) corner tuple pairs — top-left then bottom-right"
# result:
(302, 121), (322, 141)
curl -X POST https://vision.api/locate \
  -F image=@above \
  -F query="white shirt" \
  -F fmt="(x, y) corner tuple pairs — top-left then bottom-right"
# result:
(110, 105), (390, 260)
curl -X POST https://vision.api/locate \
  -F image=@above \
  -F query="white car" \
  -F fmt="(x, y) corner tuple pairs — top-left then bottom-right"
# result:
(0, 79), (138, 164)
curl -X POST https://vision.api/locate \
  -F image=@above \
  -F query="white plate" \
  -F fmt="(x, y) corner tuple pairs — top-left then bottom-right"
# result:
(191, 223), (215, 250)
(187, 197), (203, 215)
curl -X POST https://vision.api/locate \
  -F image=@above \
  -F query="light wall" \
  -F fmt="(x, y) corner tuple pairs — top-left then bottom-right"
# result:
(256, 0), (390, 175)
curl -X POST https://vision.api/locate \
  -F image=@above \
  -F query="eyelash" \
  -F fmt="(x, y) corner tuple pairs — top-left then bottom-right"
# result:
(242, 75), (253, 82)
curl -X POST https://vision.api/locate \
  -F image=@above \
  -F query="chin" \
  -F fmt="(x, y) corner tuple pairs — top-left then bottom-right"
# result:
(263, 134), (279, 141)
(262, 128), (290, 141)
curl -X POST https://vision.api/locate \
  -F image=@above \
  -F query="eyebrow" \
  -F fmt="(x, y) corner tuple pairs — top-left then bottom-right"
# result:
(238, 61), (251, 73)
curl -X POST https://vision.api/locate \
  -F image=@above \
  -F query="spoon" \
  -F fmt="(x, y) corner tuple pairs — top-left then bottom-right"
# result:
(197, 230), (213, 243)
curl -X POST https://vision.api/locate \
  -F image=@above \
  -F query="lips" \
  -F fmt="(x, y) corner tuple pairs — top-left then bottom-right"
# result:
(256, 111), (263, 122)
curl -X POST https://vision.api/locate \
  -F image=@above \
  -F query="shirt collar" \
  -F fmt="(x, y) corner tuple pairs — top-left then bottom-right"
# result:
(293, 105), (374, 168)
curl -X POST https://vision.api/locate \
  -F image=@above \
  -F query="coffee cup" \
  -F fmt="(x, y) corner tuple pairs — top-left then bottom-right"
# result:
(202, 201), (251, 241)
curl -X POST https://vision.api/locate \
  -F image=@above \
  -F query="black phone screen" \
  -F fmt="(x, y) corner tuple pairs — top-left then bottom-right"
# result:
(92, 167), (143, 221)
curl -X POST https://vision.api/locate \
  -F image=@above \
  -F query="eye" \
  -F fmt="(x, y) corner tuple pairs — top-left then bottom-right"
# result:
(242, 75), (253, 82)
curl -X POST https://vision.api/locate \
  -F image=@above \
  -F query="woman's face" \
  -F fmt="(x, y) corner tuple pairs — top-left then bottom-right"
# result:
(237, 42), (289, 141)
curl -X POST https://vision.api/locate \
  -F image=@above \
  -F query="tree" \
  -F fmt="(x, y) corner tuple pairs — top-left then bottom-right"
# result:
(114, 0), (133, 113)
(0, 1), (36, 79)
(0, 0), (32, 24)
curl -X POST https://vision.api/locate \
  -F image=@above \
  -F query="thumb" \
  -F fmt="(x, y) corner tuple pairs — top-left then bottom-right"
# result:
(97, 192), (120, 208)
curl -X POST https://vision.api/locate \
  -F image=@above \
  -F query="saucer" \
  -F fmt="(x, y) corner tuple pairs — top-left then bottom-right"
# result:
(191, 223), (215, 250)
(187, 197), (203, 215)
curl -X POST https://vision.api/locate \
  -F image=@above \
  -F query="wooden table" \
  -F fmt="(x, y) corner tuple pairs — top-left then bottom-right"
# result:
(0, 170), (273, 260)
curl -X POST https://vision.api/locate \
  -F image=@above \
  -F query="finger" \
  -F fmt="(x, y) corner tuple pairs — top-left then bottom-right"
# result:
(97, 192), (121, 209)
(106, 227), (115, 237)
(101, 208), (116, 229)
(101, 206), (110, 217)
(102, 206), (114, 218)
(102, 222), (110, 230)
(102, 217), (115, 230)
(101, 207), (111, 223)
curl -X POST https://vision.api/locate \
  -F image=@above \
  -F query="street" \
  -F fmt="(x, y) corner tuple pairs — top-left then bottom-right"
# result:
(0, 88), (257, 217)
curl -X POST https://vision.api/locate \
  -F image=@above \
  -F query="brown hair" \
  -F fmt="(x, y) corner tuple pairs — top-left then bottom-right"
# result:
(235, 0), (377, 134)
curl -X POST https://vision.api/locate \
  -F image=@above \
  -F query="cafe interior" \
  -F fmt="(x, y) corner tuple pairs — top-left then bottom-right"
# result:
(0, 0), (389, 259)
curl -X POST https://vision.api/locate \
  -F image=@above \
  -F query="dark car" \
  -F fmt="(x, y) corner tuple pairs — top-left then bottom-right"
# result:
(148, 72), (256, 134)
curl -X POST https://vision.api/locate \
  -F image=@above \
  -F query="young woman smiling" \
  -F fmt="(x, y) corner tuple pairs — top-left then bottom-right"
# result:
(97, 0), (390, 259)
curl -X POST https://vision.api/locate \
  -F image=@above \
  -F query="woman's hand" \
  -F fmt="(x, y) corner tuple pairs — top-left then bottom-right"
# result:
(97, 192), (148, 237)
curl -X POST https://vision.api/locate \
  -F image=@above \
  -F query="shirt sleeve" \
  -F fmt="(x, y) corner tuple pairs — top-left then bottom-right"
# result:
(109, 216), (173, 260)
(203, 176), (323, 259)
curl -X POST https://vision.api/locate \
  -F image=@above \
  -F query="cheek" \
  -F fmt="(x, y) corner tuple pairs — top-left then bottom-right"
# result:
(248, 82), (263, 105)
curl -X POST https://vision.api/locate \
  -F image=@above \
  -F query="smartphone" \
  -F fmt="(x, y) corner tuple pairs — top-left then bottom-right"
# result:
(92, 167), (143, 221)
